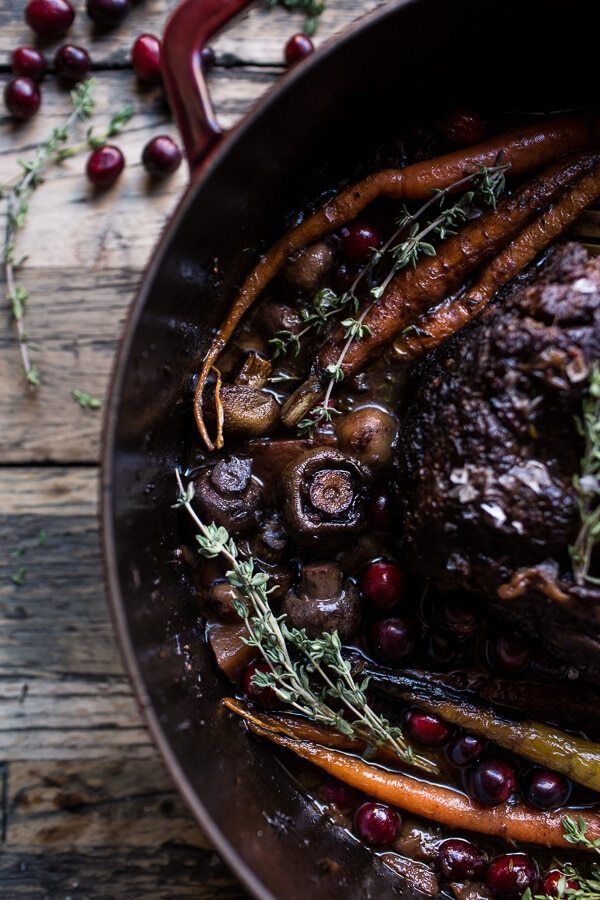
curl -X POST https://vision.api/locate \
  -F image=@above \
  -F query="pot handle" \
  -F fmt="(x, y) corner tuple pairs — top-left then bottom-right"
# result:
(162, 0), (255, 170)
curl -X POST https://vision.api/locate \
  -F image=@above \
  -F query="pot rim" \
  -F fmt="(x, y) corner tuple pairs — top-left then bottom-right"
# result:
(100, 1), (416, 897)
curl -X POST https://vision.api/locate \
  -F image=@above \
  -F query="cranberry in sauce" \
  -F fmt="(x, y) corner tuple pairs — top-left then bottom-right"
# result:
(25, 0), (74, 37)
(525, 770), (570, 811)
(437, 838), (487, 881)
(437, 106), (486, 147)
(486, 853), (538, 899)
(530, 651), (568, 681)
(54, 44), (91, 83)
(404, 709), (450, 746)
(86, 145), (124, 188)
(487, 635), (531, 674)
(542, 871), (579, 897)
(284, 33), (314, 66)
(361, 561), (407, 611)
(332, 261), (359, 293)
(422, 630), (464, 669)
(242, 659), (278, 708)
(469, 759), (516, 806)
(368, 491), (392, 531)
(324, 780), (360, 811)
(371, 617), (418, 665)
(142, 135), (182, 178)
(86, 0), (130, 26)
(132, 33), (161, 83)
(4, 77), (41, 120)
(446, 733), (485, 767)
(354, 802), (401, 846)
(340, 221), (382, 264)
(434, 594), (481, 638)
(11, 47), (45, 80)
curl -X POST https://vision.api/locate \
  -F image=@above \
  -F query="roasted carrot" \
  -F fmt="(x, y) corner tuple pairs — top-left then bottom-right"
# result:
(194, 114), (600, 448)
(392, 160), (600, 361)
(231, 705), (600, 850)
(318, 151), (600, 376)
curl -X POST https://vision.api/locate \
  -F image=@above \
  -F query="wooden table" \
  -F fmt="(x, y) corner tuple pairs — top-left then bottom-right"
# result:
(0, 1), (386, 895)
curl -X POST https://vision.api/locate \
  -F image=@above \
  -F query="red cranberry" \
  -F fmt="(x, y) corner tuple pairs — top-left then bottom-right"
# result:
(284, 33), (314, 66)
(54, 44), (91, 83)
(242, 659), (278, 708)
(4, 77), (41, 120)
(469, 759), (516, 806)
(86, 145), (124, 188)
(201, 46), (216, 70)
(525, 770), (570, 810)
(341, 221), (382, 264)
(437, 106), (486, 147)
(86, 0), (130, 26)
(132, 33), (161, 83)
(423, 630), (464, 669)
(434, 594), (481, 638)
(371, 617), (418, 665)
(11, 47), (45, 81)
(542, 871), (579, 897)
(486, 854), (538, 899)
(368, 492), (392, 531)
(446, 733), (485, 767)
(361, 561), (407, 611)
(25, 0), (74, 37)
(142, 135), (182, 178)
(437, 838), (487, 881)
(487, 635), (531, 674)
(324, 780), (360, 810)
(404, 709), (450, 746)
(354, 802), (401, 846)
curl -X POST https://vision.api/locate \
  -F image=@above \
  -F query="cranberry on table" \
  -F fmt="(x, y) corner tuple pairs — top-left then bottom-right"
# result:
(437, 106), (486, 147)
(437, 838), (487, 882)
(341, 221), (382, 264)
(434, 594), (481, 638)
(11, 47), (45, 81)
(284, 33), (314, 66)
(404, 709), (450, 746)
(368, 492), (392, 531)
(242, 659), (278, 708)
(525, 769), (570, 810)
(469, 759), (516, 806)
(542, 870), (579, 897)
(487, 634), (531, 674)
(132, 33), (161, 83)
(86, 145), (125, 188)
(324, 780), (360, 811)
(354, 801), (401, 846)
(486, 853), (538, 899)
(54, 44), (91, 83)
(371, 617), (418, 665)
(201, 45), (216, 70)
(86, 0), (130, 26)
(4, 77), (41, 120)
(361, 561), (407, 611)
(25, 0), (74, 37)
(446, 733), (485, 768)
(142, 135), (182, 178)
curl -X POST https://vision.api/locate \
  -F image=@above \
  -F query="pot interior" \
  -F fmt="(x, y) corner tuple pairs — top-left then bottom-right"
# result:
(103, 1), (600, 897)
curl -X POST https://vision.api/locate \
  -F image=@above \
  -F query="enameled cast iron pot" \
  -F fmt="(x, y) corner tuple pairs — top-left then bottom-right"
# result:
(101, 1), (599, 896)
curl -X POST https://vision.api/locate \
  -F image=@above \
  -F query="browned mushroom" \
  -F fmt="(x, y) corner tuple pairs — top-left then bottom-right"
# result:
(206, 580), (245, 623)
(335, 406), (398, 473)
(193, 455), (263, 535)
(235, 352), (272, 389)
(207, 622), (256, 681)
(241, 513), (292, 599)
(204, 383), (279, 440)
(282, 447), (368, 546)
(256, 302), (303, 340)
(283, 241), (334, 292)
(282, 562), (361, 640)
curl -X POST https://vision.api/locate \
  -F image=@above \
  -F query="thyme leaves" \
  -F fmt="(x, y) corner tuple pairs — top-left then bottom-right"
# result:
(267, 0), (326, 35)
(174, 470), (437, 774)
(524, 817), (600, 900)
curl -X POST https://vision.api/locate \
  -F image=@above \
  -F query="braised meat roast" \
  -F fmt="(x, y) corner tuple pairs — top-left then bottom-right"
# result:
(395, 243), (600, 675)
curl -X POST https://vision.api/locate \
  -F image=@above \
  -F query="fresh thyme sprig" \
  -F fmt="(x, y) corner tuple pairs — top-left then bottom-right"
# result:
(174, 469), (437, 774)
(71, 388), (102, 410)
(267, 0), (326, 35)
(570, 364), (600, 586)
(524, 817), (600, 900)
(295, 163), (507, 435)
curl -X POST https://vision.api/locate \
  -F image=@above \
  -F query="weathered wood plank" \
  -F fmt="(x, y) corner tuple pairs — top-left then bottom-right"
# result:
(0, 0), (383, 67)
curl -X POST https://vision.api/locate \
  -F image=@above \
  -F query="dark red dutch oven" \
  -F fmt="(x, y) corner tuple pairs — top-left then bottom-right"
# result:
(102, 1), (598, 896)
